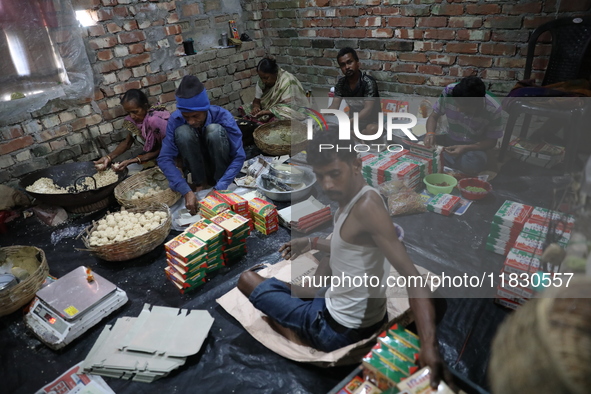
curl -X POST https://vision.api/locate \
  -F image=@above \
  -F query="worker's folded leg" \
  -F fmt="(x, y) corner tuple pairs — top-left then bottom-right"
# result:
(203, 123), (232, 186)
(174, 124), (207, 186)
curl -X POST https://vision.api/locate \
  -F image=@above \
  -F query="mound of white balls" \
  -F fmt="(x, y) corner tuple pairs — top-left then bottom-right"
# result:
(88, 208), (168, 246)
(130, 187), (163, 200)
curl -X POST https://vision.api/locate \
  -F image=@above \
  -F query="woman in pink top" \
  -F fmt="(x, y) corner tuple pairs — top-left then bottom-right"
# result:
(94, 89), (170, 171)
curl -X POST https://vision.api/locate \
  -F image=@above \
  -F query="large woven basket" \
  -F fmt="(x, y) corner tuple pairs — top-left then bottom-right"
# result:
(114, 167), (181, 208)
(0, 246), (49, 317)
(79, 203), (172, 261)
(253, 120), (308, 156)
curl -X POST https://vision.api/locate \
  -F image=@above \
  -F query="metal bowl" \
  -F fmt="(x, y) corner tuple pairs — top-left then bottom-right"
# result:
(256, 165), (316, 202)
(269, 164), (305, 185)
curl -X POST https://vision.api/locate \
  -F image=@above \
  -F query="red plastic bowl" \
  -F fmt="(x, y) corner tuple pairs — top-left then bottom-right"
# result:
(458, 178), (492, 200)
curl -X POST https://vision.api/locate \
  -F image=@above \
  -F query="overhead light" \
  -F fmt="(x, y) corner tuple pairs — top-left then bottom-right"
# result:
(76, 10), (97, 27)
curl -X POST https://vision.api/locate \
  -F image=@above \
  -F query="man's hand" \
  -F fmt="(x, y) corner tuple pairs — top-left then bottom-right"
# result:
(419, 343), (456, 391)
(205, 188), (216, 199)
(444, 145), (467, 157)
(278, 237), (310, 260)
(184, 192), (199, 216)
(424, 134), (436, 148)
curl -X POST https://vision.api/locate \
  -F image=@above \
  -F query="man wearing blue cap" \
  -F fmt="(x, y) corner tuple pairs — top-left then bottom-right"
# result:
(158, 75), (246, 215)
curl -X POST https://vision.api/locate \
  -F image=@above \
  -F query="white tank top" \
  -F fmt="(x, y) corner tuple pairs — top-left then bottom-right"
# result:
(325, 185), (389, 329)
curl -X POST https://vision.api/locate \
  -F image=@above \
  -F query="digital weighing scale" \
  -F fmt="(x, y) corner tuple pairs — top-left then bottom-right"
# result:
(25, 266), (128, 350)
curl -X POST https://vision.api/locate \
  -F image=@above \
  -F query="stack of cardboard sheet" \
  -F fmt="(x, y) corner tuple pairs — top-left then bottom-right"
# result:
(495, 207), (575, 310)
(360, 149), (425, 190)
(277, 196), (332, 233)
(404, 140), (444, 174)
(82, 304), (214, 382)
(486, 200), (533, 256)
(509, 138), (565, 168)
(199, 195), (229, 219)
(248, 197), (278, 235)
(211, 211), (250, 265)
(164, 218), (227, 293)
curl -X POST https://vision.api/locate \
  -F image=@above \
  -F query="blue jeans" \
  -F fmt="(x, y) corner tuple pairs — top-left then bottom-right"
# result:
(174, 123), (231, 186)
(436, 134), (487, 176)
(249, 278), (386, 352)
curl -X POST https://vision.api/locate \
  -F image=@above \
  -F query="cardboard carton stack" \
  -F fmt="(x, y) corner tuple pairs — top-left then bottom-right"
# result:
(164, 218), (227, 293)
(361, 150), (423, 189)
(211, 211), (250, 265)
(494, 205), (575, 310)
(249, 197), (279, 235)
(199, 195), (229, 220)
(404, 140), (444, 174)
(277, 196), (332, 233)
(213, 190), (250, 219)
(486, 200), (533, 256)
(426, 193), (462, 216)
(361, 324), (420, 391)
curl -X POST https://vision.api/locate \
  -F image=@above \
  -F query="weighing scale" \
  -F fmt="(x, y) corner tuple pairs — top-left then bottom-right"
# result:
(24, 266), (128, 350)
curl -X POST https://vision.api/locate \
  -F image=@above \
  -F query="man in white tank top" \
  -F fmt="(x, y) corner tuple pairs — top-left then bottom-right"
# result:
(238, 132), (450, 389)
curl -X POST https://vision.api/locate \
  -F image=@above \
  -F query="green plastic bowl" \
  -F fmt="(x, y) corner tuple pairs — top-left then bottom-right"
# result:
(423, 173), (458, 194)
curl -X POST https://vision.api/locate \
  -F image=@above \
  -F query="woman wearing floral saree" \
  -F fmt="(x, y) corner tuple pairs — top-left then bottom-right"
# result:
(240, 57), (308, 123)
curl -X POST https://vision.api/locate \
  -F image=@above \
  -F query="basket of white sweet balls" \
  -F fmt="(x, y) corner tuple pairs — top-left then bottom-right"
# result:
(79, 203), (172, 261)
(114, 166), (181, 208)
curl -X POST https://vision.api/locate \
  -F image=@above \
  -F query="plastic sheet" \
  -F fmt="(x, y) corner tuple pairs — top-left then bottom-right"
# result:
(0, 0), (93, 124)
(0, 159), (572, 393)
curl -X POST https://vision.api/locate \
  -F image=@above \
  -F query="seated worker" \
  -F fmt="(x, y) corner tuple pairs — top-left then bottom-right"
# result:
(239, 57), (308, 123)
(328, 47), (381, 137)
(94, 89), (169, 171)
(424, 76), (503, 176)
(158, 75), (245, 215)
(238, 132), (449, 389)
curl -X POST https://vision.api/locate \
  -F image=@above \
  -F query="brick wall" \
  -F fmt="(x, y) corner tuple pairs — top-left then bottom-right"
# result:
(0, 0), (264, 186)
(257, 0), (589, 97)
(1, 0), (589, 186)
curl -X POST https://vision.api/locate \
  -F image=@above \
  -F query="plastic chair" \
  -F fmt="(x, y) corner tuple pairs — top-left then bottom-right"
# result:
(498, 16), (591, 172)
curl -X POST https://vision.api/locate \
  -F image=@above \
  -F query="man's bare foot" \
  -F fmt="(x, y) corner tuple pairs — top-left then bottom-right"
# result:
(262, 316), (310, 347)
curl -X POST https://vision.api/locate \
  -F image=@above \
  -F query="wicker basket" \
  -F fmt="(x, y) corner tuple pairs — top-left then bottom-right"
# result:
(253, 120), (308, 156)
(0, 246), (49, 317)
(114, 167), (181, 208)
(79, 203), (172, 261)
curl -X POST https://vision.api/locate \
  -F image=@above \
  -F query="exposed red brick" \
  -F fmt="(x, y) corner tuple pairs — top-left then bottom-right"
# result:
(481, 43), (516, 56)
(458, 55), (493, 68)
(341, 29), (366, 38)
(123, 20), (139, 31)
(532, 58), (549, 70)
(124, 53), (151, 68)
(0, 136), (33, 154)
(418, 64), (443, 75)
(424, 29), (455, 40)
(386, 17), (415, 27)
(182, 3), (200, 16)
(366, 6), (399, 15)
(174, 35), (183, 44)
(431, 4), (464, 16)
(128, 43), (145, 54)
(113, 6), (128, 17)
(160, 91), (177, 103)
(95, 59), (123, 73)
(371, 52), (397, 61)
(37, 126), (69, 143)
(398, 52), (427, 62)
(457, 30), (491, 41)
(481, 69), (517, 80)
(330, 0), (354, 5)
(397, 74), (426, 84)
(97, 50), (113, 61)
(417, 17), (447, 28)
(386, 63), (416, 73)
(318, 29), (340, 37)
(449, 67), (477, 77)
(395, 29), (424, 39)
(106, 23), (122, 33)
(494, 58), (527, 68)
(359, 16), (382, 27)
(164, 25), (182, 36)
(88, 36), (118, 50)
(429, 54), (456, 65)
(367, 28), (394, 38)
(87, 25), (106, 36)
(414, 42), (443, 51)
(311, 0), (329, 5)
(333, 18), (356, 27)
(70, 118), (87, 132)
(483, 16), (522, 29)
(465, 4), (501, 14)
(118, 31), (146, 44)
(448, 17), (483, 29)
(101, 106), (127, 121)
(502, 2), (542, 14)
(96, 8), (113, 21)
(2, 126), (24, 139)
(446, 43), (478, 54)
